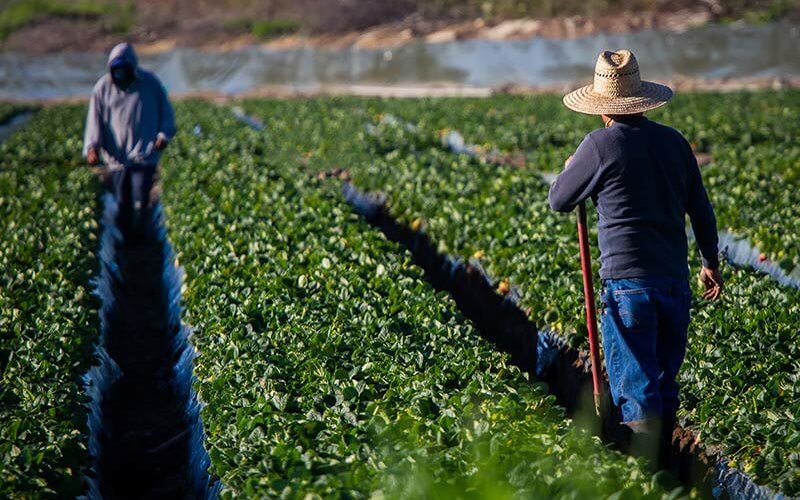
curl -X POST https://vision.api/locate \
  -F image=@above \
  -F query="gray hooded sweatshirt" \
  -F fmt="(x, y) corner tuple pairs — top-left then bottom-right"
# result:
(83, 43), (175, 170)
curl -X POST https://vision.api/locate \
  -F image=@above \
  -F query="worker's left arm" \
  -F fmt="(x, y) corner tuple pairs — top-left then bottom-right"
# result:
(83, 87), (103, 165)
(155, 81), (176, 149)
(548, 134), (603, 212)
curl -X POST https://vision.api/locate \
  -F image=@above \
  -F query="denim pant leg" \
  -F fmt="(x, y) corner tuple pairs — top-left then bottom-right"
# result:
(115, 165), (156, 240)
(105, 168), (131, 232)
(655, 281), (691, 420)
(106, 168), (126, 201)
(601, 279), (663, 428)
(128, 165), (156, 209)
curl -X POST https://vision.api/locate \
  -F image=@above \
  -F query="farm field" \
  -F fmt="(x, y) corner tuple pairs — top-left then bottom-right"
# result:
(0, 106), (98, 496)
(352, 121), (800, 492)
(361, 91), (800, 273)
(0, 105), (20, 124)
(1, 91), (798, 497)
(160, 102), (671, 497)
(0, 103), (33, 124)
(236, 92), (800, 494)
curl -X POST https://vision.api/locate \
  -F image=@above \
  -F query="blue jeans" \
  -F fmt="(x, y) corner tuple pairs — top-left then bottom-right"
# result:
(107, 165), (157, 242)
(107, 164), (157, 210)
(600, 276), (691, 430)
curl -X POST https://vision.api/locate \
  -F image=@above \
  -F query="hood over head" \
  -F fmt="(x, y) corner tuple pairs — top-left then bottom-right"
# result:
(107, 42), (138, 71)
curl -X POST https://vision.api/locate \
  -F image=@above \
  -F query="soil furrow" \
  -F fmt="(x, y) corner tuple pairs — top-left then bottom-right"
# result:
(83, 194), (218, 498)
(342, 181), (780, 500)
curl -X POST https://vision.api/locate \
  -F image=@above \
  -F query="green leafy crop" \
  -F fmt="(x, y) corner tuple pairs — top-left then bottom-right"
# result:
(0, 103), (35, 125)
(0, 106), (100, 497)
(159, 101), (675, 498)
(3, 91), (797, 497)
(333, 93), (800, 494)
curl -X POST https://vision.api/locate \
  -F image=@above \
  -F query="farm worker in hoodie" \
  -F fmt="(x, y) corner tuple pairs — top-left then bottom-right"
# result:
(548, 49), (723, 467)
(83, 42), (175, 236)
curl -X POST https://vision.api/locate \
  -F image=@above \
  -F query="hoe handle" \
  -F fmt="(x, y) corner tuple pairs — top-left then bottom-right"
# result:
(577, 202), (603, 416)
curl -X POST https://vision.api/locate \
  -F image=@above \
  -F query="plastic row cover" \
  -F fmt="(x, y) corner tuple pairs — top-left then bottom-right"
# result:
(343, 181), (784, 500)
(716, 231), (800, 289)
(81, 194), (220, 498)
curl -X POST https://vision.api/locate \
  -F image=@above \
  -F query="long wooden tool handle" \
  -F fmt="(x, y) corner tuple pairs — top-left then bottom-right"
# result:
(577, 202), (603, 416)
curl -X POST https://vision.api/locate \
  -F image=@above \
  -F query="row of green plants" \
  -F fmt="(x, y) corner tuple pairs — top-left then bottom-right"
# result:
(224, 93), (797, 493)
(0, 103), (34, 124)
(366, 91), (800, 272)
(331, 98), (799, 494)
(1, 92), (795, 495)
(0, 105), (99, 496)
(159, 101), (677, 498)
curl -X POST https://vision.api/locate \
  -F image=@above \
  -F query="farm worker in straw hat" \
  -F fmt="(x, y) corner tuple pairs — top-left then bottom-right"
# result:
(83, 42), (175, 238)
(548, 50), (723, 464)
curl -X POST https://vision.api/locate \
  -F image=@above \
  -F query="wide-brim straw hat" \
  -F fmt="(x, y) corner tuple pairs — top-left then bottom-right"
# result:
(563, 49), (673, 115)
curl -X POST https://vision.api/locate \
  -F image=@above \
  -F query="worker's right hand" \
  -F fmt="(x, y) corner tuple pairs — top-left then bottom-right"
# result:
(87, 148), (100, 166)
(699, 267), (723, 300)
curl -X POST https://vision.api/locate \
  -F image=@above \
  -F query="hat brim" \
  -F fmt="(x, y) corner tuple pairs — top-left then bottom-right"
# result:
(563, 81), (673, 115)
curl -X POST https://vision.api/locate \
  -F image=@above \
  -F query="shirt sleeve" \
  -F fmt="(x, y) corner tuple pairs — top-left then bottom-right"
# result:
(686, 151), (720, 269)
(83, 88), (103, 156)
(156, 81), (176, 141)
(548, 134), (604, 212)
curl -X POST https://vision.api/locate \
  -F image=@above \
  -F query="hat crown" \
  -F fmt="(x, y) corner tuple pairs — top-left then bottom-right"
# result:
(593, 49), (642, 98)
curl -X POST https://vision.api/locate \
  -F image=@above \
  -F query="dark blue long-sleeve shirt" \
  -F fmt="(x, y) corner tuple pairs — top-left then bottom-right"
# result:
(548, 115), (719, 280)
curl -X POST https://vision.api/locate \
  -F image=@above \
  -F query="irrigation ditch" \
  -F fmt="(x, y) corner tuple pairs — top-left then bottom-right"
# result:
(341, 181), (781, 500)
(82, 194), (219, 498)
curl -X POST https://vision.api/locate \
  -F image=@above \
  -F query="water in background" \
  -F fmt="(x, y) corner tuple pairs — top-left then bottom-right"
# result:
(1, 21), (798, 99)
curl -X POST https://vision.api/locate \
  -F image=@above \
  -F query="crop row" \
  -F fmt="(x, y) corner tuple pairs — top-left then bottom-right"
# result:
(158, 101), (676, 498)
(364, 91), (800, 272)
(220, 93), (796, 493)
(2, 93), (796, 496)
(336, 104), (800, 494)
(0, 103), (33, 125)
(0, 105), (99, 496)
